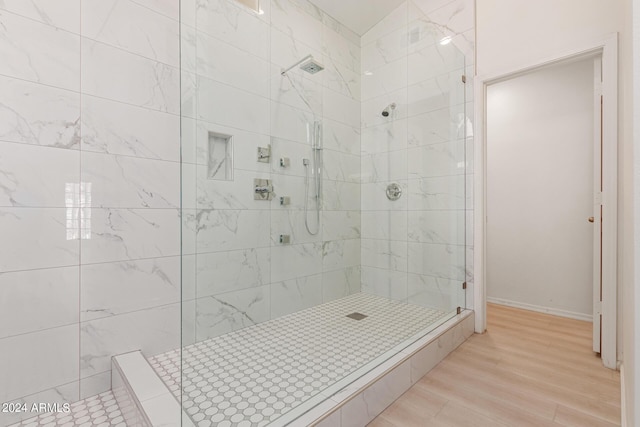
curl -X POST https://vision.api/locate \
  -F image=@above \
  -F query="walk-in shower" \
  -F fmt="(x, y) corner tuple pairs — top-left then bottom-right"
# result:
(0, 0), (473, 425)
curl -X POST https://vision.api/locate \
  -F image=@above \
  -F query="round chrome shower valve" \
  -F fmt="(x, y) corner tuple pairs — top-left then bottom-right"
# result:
(386, 183), (402, 201)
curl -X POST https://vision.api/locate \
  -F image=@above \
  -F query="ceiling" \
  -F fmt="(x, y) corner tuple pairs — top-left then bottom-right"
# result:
(308, 0), (405, 36)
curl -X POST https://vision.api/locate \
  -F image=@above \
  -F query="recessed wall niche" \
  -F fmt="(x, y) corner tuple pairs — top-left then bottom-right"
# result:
(207, 131), (233, 181)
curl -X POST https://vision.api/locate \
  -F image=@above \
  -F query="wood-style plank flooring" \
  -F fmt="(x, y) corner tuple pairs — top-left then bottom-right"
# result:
(370, 303), (621, 426)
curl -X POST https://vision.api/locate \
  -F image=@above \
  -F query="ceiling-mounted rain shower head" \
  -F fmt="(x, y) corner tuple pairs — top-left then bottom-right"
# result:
(281, 54), (325, 76)
(381, 103), (397, 117)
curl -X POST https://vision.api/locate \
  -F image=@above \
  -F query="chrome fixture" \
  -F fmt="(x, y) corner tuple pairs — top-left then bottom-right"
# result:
(386, 183), (402, 201)
(280, 196), (290, 206)
(381, 103), (397, 117)
(257, 145), (271, 163)
(303, 121), (322, 235)
(254, 178), (274, 200)
(279, 157), (290, 168)
(281, 54), (324, 76)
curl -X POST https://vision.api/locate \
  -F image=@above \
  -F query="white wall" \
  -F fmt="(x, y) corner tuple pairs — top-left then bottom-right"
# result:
(476, 0), (632, 422)
(486, 58), (595, 319)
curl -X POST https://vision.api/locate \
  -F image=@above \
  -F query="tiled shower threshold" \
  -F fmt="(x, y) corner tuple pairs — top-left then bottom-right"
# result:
(9, 294), (474, 427)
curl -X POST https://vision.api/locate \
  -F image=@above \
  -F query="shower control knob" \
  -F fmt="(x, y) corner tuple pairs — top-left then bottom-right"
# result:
(386, 183), (402, 201)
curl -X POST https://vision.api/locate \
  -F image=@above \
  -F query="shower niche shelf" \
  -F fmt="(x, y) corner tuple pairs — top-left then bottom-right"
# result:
(207, 131), (233, 181)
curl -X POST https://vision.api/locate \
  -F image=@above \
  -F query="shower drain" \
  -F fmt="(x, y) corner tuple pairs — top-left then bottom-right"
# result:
(346, 312), (367, 320)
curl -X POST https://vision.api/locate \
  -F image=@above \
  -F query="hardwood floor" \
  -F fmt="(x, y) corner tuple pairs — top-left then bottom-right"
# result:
(370, 303), (621, 426)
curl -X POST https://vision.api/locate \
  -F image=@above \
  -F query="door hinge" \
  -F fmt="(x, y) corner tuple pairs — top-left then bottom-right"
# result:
(461, 75), (466, 84)
(462, 282), (467, 290)
(457, 307), (462, 315)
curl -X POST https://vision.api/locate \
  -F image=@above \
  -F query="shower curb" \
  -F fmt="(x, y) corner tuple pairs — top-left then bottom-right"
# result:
(111, 351), (194, 427)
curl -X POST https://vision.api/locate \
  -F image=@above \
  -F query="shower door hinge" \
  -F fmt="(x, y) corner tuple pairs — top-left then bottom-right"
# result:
(456, 307), (462, 315)
(461, 75), (466, 84)
(462, 282), (467, 290)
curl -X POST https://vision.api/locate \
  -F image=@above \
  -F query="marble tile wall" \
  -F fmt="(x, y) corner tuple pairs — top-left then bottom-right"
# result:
(180, 0), (362, 343)
(0, 1), (181, 425)
(359, 0), (474, 311)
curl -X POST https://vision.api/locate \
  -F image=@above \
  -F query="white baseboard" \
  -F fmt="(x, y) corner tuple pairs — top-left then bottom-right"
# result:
(487, 297), (593, 322)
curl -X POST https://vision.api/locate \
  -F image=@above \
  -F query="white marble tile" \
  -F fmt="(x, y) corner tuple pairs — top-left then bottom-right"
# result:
(82, 0), (179, 67)
(180, 70), (197, 119)
(196, 168), (270, 210)
(0, 141), (79, 207)
(81, 257), (180, 321)
(270, 25), (324, 75)
(113, 351), (167, 402)
(181, 117), (197, 165)
(361, 180), (408, 211)
(0, 381), (78, 426)
(408, 41), (465, 85)
(195, 285), (270, 340)
(181, 209), (197, 256)
(407, 103), (466, 147)
(407, 139), (465, 179)
(0, 266), (78, 339)
(323, 239), (360, 271)
(361, 211), (408, 241)
(360, 150), (408, 184)
(81, 94), (180, 161)
(340, 359), (411, 427)
(197, 30), (269, 97)
(0, 10), (80, 90)
(0, 0), (80, 33)
(361, 239), (407, 272)
(361, 2), (407, 46)
(270, 273), (322, 318)
(322, 119), (360, 156)
(322, 87), (360, 128)
(131, 0), (180, 20)
(196, 0), (269, 60)
(271, 0), (322, 52)
(322, 211), (360, 241)
(0, 207), (79, 272)
(196, 247), (270, 296)
(425, 0), (474, 35)
(361, 87), (408, 129)
(322, 180), (360, 211)
(322, 266), (361, 302)
(271, 174), (308, 211)
(0, 325), (79, 402)
(407, 70), (465, 117)
(82, 39), (180, 114)
(197, 75), (269, 135)
(270, 209), (322, 245)
(323, 58), (360, 101)
(407, 175), (465, 210)
(360, 118), (408, 156)
(79, 371), (112, 399)
(82, 152), (180, 209)
(407, 242), (466, 280)
(141, 393), (183, 427)
(196, 209), (271, 252)
(407, 210), (465, 245)
(181, 0), (196, 28)
(322, 25), (360, 74)
(323, 149), (360, 183)
(181, 299), (197, 346)
(0, 75), (80, 149)
(361, 26), (408, 73)
(180, 162), (196, 211)
(180, 22), (196, 75)
(271, 101), (316, 144)
(408, 273), (460, 312)
(271, 242), (322, 282)
(361, 266), (408, 301)
(81, 208), (180, 264)
(80, 303), (180, 377)
(361, 58), (408, 102)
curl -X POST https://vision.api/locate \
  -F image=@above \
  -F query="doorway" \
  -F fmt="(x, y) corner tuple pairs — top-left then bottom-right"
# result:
(473, 35), (618, 369)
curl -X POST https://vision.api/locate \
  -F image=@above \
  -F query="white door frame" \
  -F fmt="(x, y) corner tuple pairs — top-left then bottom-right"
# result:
(473, 33), (618, 369)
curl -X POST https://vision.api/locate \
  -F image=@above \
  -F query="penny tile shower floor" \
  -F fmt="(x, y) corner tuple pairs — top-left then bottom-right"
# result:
(8, 391), (126, 427)
(150, 293), (450, 427)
